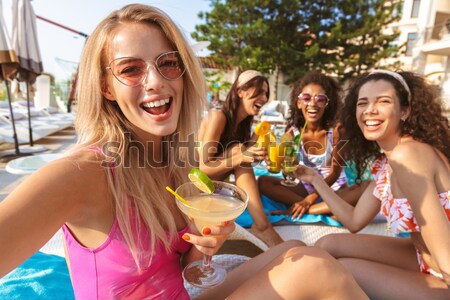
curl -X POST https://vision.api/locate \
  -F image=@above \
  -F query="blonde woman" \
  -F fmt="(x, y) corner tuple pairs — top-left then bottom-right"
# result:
(0, 5), (368, 299)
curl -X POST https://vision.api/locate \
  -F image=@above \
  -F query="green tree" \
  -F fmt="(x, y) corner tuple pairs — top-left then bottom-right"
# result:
(318, 0), (403, 81)
(204, 69), (231, 102)
(193, 0), (401, 84)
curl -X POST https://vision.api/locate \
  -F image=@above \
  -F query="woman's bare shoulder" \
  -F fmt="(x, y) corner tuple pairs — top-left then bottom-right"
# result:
(208, 109), (226, 122)
(201, 110), (227, 136)
(390, 140), (442, 172)
(21, 150), (111, 198)
(391, 140), (434, 160)
(49, 150), (110, 173)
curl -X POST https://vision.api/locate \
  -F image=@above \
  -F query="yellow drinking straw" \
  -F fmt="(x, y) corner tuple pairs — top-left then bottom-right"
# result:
(166, 186), (192, 206)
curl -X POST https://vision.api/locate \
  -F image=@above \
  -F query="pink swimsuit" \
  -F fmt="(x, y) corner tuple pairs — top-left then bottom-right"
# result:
(371, 156), (450, 277)
(62, 148), (192, 299)
(62, 222), (191, 299)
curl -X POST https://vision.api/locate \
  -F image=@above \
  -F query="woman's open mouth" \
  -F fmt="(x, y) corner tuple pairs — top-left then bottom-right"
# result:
(141, 97), (172, 115)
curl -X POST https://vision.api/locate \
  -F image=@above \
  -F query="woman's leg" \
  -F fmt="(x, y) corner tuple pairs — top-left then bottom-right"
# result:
(308, 181), (371, 215)
(234, 165), (283, 247)
(316, 233), (418, 269)
(339, 258), (450, 300)
(257, 175), (309, 205)
(196, 240), (368, 300)
(316, 233), (450, 299)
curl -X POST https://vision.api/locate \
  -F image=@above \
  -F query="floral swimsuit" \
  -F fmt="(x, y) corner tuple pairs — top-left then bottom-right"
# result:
(371, 156), (450, 277)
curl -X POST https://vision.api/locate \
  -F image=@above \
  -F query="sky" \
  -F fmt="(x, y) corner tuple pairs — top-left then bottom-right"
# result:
(2, 0), (211, 80)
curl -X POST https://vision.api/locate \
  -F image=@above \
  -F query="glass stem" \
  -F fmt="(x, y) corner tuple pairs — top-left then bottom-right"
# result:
(202, 254), (212, 269)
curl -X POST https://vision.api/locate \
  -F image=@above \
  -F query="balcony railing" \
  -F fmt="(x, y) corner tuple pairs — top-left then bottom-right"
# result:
(424, 20), (450, 43)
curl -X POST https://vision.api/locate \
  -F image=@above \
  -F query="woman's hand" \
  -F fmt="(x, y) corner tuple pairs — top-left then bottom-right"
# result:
(290, 193), (319, 220)
(293, 164), (321, 183)
(243, 145), (267, 163)
(182, 221), (236, 256)
(269, 196), (316, 220)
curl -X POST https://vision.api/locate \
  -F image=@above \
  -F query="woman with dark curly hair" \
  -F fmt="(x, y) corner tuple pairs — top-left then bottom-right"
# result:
(198, 70), (283, 247)
(294, 70), (450, 299)
(259, 71), (368, 220)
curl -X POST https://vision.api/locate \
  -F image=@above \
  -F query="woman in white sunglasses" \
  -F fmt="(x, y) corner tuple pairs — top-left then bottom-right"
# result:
(259, 71), (369, 220)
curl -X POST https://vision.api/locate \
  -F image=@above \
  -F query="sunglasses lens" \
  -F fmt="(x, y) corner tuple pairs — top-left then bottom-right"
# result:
(316, 95), (328, 106)
(156, 52), (185, 80)
(300, 93), (312, 102)
(110, 58), (147, 86)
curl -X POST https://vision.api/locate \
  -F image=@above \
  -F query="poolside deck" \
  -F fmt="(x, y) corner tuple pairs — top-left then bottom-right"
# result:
(0, 126), (77, 201)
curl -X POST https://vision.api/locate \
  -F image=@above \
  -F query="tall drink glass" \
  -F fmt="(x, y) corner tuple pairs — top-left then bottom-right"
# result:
(175, 181), (248, 288)
(280, 140), (298, 187)
(267, 136), (284, 173)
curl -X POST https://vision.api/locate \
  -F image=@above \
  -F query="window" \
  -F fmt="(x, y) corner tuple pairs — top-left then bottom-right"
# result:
(406, 32), (417, 56)
(411, 0), (420, 18)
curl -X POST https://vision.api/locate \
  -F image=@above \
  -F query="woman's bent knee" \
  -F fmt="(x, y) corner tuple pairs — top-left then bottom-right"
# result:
(315, 233), (343, 254)
(283, 246), (346, 279)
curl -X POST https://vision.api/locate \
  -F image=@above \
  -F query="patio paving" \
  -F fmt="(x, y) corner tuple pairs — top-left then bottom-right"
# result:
(0, 126), (77, 201)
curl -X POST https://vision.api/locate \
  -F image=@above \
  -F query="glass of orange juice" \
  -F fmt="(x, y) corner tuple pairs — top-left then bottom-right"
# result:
(267, 138), (283, 173)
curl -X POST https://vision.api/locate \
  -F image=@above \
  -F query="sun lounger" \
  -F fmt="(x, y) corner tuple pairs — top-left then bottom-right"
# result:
(0, 103), (74, 144)
(0, 119), (61, 144)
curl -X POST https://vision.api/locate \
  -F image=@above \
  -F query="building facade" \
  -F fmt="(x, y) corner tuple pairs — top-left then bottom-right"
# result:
(392, 0), (450, 109)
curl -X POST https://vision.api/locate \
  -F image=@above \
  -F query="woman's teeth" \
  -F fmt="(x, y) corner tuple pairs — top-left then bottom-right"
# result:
(365, 120), (382, 126)
(141, 98), (172, 115)
(142, 99), (170, 108)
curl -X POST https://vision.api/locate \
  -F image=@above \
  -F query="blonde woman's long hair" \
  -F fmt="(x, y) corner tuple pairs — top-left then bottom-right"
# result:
(73, 4), (206, 268)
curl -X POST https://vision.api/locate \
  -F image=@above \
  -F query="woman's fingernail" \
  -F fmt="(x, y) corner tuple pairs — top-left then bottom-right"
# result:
(223, 221), (229, 226)
(182, 234), (190, 241)
(202, 227), (211, 235)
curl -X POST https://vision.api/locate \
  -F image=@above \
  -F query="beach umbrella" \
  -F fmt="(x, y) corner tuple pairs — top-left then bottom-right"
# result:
(11, 0), (43, 147)
(0, 0), (20, 156)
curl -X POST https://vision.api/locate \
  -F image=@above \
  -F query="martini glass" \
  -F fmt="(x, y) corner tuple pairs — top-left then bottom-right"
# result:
(175, 181), (248, 288)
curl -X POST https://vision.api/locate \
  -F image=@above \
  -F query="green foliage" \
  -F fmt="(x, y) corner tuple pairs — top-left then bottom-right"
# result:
(193, 0), (402, 83)
(204, 69), (231, 101)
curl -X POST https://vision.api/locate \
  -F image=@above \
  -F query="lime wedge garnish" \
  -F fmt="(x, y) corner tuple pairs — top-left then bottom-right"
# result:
(188, 168), (215, 194)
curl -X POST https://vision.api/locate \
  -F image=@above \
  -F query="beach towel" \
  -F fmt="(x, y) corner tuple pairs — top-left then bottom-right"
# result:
(0, 251), (74, 300)
(241, 166), (343, 227)
(236, 194), (343, 227)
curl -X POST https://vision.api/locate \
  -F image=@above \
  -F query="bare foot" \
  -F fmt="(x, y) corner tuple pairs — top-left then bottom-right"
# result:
(250, 224), (284, 248)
